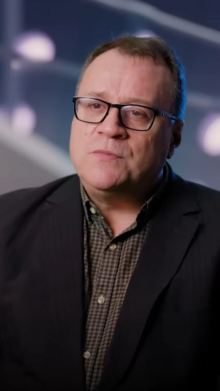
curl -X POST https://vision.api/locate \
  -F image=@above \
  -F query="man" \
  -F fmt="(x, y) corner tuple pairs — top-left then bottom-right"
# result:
(0, 36), (220, 391)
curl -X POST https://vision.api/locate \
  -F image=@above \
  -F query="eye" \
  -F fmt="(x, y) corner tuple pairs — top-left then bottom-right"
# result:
(87, 101), (105, 110)
(131, 110), (144, 117)
(128, 108), (149, 119)
(92, 103), (102, 109)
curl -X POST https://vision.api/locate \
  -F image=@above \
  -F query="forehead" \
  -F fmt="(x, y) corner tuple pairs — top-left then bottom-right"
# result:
(78, 49), (173, 107)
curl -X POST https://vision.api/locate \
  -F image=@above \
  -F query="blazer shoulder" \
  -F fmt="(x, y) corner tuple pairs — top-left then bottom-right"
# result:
(0, 174), (79, 225)
(186, 180), (220, 213)
(187, 180), (220, 199)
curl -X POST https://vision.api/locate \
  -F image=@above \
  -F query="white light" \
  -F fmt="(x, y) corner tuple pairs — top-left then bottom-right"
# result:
(11, 104), (37, 136)
(13, 31), (56, 62)
(135, 30), (156, 38)
(198, 114), (220, 156)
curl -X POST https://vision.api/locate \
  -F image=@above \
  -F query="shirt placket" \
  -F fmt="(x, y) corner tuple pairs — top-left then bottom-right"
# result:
(84, 212), (122, 390)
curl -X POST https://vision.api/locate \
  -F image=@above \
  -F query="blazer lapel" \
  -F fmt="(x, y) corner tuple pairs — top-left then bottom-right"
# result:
(38, 176), (86, 390)
(98, 172), (201, 391)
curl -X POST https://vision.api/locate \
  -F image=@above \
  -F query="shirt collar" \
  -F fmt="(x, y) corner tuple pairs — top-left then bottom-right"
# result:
(80, 163), (169, 225)
(136, 163), (169, 225)
(80, 183), (92, 222)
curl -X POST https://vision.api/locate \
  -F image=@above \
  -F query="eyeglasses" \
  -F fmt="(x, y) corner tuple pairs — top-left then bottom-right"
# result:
(72, 96), (179, 132)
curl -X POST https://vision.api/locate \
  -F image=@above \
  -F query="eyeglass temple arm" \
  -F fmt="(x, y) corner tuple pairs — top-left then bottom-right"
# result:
(158, 110), (178, 121)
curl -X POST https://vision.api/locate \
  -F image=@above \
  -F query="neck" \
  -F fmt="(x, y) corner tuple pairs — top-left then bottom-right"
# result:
(82, 172), (164, 237)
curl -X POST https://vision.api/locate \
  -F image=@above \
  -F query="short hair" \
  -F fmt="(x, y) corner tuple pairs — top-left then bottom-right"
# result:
(78, 35), (187, 120)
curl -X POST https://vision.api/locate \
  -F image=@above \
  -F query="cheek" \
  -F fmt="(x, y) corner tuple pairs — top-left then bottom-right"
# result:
(131, 130), (168, 168)
(69, 123), (86, 165)
(145, 128), (171, 153)
(131, 135), (153, 160)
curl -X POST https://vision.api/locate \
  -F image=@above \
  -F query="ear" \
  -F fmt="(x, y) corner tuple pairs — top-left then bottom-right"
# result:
(167, 120), (184, 159)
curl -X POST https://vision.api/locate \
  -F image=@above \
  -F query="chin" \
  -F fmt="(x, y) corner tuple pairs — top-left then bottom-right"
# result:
(81, 167), (122, 191)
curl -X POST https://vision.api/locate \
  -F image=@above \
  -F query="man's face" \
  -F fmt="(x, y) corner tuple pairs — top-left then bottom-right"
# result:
(70, 49), (183, 192)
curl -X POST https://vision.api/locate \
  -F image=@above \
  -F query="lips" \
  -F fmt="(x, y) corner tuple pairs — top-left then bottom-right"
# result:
(93, 150), (120, 158)
(92, 149), (122, 161)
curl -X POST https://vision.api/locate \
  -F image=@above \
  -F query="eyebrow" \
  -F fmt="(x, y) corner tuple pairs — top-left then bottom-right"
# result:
(83, 91), (156, 107)
(84, 91), (107, 99)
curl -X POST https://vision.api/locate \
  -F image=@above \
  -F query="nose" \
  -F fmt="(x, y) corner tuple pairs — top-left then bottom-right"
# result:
(96, 107), (127, 138)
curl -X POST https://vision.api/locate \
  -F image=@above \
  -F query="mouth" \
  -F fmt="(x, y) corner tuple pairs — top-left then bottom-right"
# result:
(92, 150), (121, 160)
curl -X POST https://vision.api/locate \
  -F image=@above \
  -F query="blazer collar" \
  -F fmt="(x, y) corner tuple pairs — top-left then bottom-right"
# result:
(41, 175), (86, 390)
(97, 166), (201, 391)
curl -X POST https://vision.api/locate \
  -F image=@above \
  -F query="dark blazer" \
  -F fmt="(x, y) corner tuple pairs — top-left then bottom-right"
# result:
(0, 167), (220, 391)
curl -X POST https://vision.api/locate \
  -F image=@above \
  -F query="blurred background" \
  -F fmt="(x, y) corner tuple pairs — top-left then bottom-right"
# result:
(0, 0), (220, 194)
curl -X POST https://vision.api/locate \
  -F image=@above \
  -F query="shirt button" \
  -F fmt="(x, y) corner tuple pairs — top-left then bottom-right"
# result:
(97, 294), (106, 304)
(90, 207), (96, 214)
(83, 351), (91, 359)
(109, 243), (117, 251)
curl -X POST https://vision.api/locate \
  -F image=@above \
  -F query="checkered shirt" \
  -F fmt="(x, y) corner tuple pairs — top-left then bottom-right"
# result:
(81, 166), (168, 390)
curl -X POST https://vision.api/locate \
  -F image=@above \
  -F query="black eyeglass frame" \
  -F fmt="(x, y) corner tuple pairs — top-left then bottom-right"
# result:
(72, 96), (179, 132)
